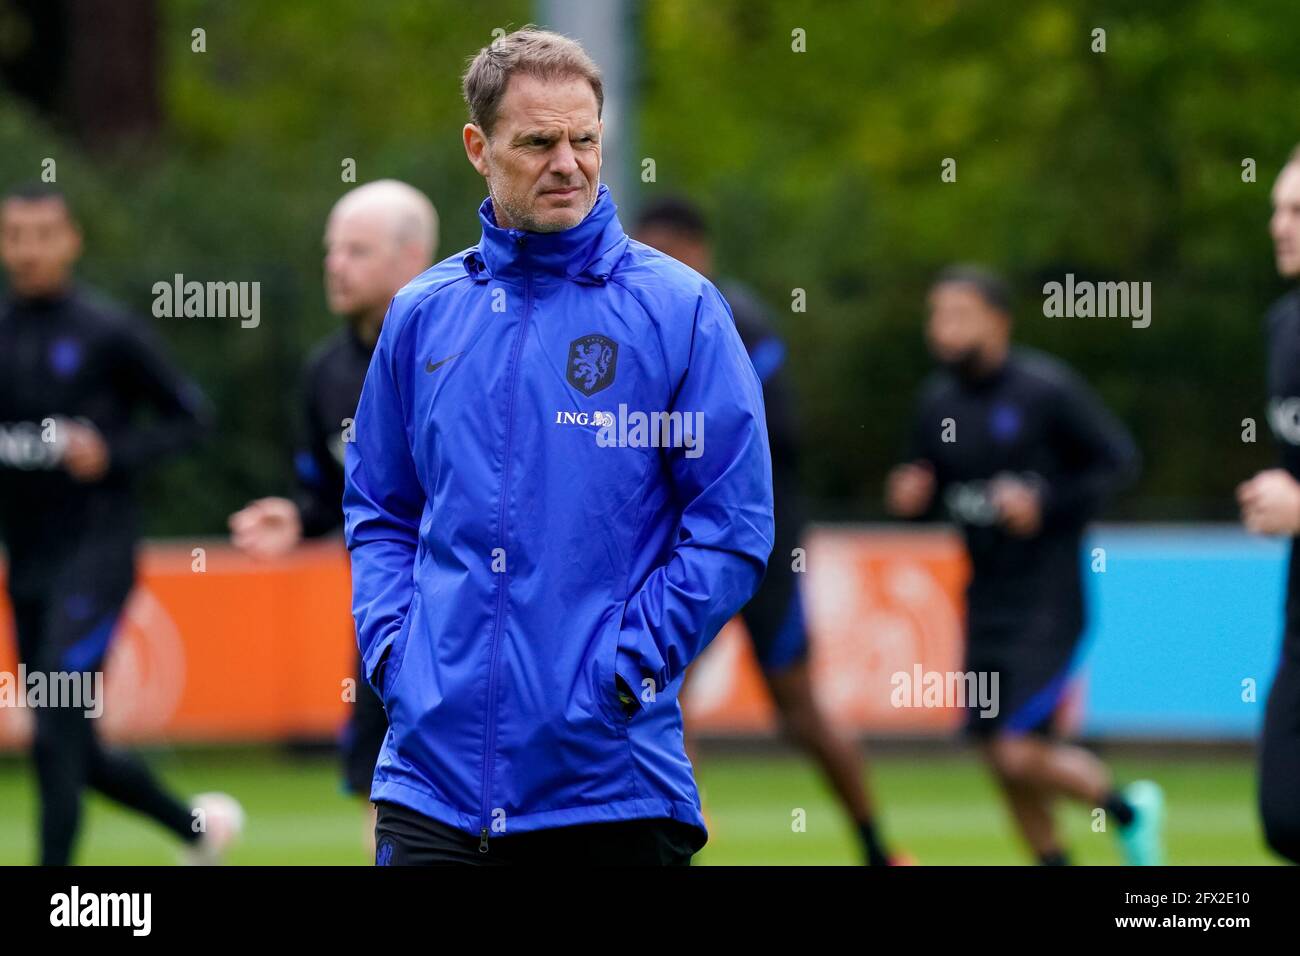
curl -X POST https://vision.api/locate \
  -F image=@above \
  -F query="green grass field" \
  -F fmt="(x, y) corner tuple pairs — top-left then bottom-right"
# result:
(0, 746), (1277, 865)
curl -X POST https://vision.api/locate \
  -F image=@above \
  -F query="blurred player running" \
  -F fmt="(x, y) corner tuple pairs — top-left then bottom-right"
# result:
(0, 183), (241, 865)
(1237, 147), (1300, 864)
(885, 265), (1163, 865)
(228, 180), (437, 850)
(635, 197), (907, 866)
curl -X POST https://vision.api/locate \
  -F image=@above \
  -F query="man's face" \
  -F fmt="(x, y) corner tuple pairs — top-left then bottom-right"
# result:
(925, 282), (1007, 367)
(323, 205), (411, 319)
(634, 224), (713, 276)
(1271, 162), (1300, 278)
(0, 197), (82, 298)
(464, 74), (602, 233)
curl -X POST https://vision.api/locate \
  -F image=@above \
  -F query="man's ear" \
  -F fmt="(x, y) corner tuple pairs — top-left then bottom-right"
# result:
(463, 124), (490, 177)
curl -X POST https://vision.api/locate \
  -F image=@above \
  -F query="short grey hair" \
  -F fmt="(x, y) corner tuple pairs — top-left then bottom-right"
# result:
(462, 26), (603, 137)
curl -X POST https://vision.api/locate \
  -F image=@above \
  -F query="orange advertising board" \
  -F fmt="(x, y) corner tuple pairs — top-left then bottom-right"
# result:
(0, 527), (976, 748)
(0, 540), (357, 748)
(688, 527), (970, 734)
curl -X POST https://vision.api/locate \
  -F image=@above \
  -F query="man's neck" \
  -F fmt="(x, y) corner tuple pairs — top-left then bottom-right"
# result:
(979, 340), (1010, 376)
(493, 202), (519, 231)
(350, 309), (385, 349)
(14, 279), (73, 304)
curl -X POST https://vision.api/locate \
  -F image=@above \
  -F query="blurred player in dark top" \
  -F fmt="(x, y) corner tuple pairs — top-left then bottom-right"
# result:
(1238, 148), (1300, 864)
(0, 183), (241, 864)
(228, 179), (437, 850)
(635, 197), (906, 866)
(886, 264), (1163, 865)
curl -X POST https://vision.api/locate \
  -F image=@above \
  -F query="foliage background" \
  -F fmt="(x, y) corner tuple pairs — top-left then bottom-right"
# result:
(1, 0), (1296, 533)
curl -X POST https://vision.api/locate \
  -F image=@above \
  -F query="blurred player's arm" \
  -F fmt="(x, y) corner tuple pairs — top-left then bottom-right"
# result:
(229, 365), (340, 557)
(343, 307), (422, 695)
(105, 316), (213, 478)
(615, 286), (775, 710)
(1237, 469), (1300, 535)
(1036, 371), (1141, 528)
(1239, 305), (1300, 536)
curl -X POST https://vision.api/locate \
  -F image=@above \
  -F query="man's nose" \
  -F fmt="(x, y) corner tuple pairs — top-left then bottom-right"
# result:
(548, 140), (579, 177)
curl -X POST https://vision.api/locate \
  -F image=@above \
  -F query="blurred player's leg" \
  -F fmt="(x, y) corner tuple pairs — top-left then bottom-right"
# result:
(968, 623), (1162, 865)
(17, 562), (199, 864)
(1259, 647), (1300, 862)
(682, 514), (905, 863)
(763, 659), (899, 864)
(745, 571), (905, 865)
(983, 736), (1107, 864)
(341, 650), (388, 855)
(998, 777), (1062, 862)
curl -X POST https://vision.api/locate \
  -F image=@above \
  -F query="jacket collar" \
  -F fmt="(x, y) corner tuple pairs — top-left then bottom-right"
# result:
(463, 183), (628, 285)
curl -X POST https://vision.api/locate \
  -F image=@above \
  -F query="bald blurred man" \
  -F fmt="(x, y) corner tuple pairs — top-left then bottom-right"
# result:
(229, 180), (437, 844)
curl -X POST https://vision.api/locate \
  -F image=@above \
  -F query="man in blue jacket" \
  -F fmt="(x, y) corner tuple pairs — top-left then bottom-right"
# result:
(344, 27), (774, 865)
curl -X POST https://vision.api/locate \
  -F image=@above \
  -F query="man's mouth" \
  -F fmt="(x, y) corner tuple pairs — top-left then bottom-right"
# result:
(543, 186), (580, 198)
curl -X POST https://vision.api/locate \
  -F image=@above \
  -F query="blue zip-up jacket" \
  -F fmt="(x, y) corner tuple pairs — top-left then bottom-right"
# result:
(343, 184), (774, 846)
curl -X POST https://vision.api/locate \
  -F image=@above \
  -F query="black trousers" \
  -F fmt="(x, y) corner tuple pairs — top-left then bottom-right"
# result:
(374, 800), (701, 866)
(10, 553), (196, 865)
(1260, 638), (1300, 863)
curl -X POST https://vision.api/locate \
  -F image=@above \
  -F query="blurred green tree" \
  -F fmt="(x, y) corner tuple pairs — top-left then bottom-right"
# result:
(0, 0), (1295, 532)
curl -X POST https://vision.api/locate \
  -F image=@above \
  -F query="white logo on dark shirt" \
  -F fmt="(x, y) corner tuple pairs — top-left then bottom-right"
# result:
(1268, 397), (1300, 445)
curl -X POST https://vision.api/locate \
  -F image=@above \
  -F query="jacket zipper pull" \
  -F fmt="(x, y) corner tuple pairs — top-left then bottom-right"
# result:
(479, 828), (490, 854)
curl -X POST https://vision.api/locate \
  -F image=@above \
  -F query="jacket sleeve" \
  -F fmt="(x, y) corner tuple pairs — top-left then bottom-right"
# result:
(343, 306), (424, 692)
(615, 284), (775, 706)
(1038, 370), (1141, 527)
(106, 317), (212, 477)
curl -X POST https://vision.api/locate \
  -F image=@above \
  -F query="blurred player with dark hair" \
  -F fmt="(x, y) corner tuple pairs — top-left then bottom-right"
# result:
(1237, 147), (1300, 864)
(635, 196), (907, 866)
(885, 265), (1163, 865)
(228, 179), (437, 850)
(0, 183), (241, 865)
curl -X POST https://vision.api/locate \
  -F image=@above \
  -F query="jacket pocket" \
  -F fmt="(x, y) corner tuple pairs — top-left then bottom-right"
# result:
(595, 599), (635, 727)
(377, 589), (420, 707)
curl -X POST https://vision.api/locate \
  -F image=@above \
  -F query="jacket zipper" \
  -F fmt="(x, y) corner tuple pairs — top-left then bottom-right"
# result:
(479, 244), (532, 852)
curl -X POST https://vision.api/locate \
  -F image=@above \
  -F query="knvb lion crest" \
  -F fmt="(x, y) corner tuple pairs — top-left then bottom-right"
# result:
(567, 333), (618, 396)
